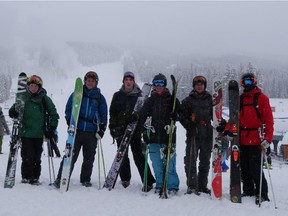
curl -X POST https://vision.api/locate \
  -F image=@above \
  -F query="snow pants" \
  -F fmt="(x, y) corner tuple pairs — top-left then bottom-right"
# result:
(149, 143), (179, 190)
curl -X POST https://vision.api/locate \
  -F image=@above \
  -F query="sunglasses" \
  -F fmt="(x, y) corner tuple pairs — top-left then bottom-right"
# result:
(27, 75), (42, 86)
(153, 79), (166, 87)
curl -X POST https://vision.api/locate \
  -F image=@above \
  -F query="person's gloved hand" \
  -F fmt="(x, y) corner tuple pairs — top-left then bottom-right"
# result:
(9, 109), (19, 118)
(96, 124), (107, 139)
(128, 113), (139, 124)
(216, 118), (227, 133)
(261, 140), (270, 150)
(45, 127), (56, 139)
(169, 112), (177, 121)
(66, 118), (70, 126)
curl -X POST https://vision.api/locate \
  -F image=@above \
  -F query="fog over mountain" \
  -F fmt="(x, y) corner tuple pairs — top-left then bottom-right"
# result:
(1, 1), (288, 100)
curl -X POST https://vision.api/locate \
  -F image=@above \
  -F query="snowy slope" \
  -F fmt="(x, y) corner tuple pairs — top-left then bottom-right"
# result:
(0, 62), (287, 216)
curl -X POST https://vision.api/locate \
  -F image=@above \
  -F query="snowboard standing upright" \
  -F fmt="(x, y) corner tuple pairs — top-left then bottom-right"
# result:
(228, 80), (242, 203)
(4, 72), (27, 188)
(211, 80), (223, 199)
(60, 77), (83, 192)
(103, 83), (152, 190)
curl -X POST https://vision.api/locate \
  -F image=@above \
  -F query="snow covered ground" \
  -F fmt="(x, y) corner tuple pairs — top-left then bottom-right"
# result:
(0, 62), (287, 216)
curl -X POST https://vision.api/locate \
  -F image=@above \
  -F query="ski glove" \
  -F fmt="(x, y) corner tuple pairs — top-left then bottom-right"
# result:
(261, 140), (270, 150)
(96, 124), (107, 139)
(45, 127), (56, 139)
(216, 118), (227, 133)
(66, 118), (70, 126)
(9, 109), (19, 118)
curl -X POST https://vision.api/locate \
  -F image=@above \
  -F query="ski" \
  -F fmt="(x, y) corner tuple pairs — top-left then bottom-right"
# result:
(60, 77), (83, 192)
(103, 83), (152, 190)
(228, 80), (242, 203)
(159, 75), (179, 199)
(211, 80), (223, 199)
(4, 72), (27, 188)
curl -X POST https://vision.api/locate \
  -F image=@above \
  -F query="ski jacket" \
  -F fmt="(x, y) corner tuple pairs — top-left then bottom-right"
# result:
(239, 87), (274, 145)
(139, 88), (180, 144)
(179, 90), (213, 140)
(0, 107), (9, 136)
(65, 85), (107, 133)
(9, 88), (59, 138)
(109, 84), (142, 137)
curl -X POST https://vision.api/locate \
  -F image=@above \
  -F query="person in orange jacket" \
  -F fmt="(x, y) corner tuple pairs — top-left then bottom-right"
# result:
(218, 73), (274, 205)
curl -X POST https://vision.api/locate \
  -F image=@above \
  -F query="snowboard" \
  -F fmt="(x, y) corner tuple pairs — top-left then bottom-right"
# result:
(228, 80), (242, 203)
(60, 77), (83, 192)
(211, 80), (223, 199)
(4, 72), (27, 188)
(159, 75), (179, 199)
(103, 83), (152, 190)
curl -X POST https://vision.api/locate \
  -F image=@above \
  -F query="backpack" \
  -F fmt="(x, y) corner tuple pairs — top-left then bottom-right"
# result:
(240, 92), (262, 121)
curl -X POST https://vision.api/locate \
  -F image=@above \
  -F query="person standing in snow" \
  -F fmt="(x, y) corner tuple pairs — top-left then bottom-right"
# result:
(219, 73), (274, 204)
(139, 73), (180, 195)
(179, 75), (213, 195)
(0, 106), (10, 154)
(109, 71), (155, 191)
(9, 75), (59, 184)
(54, 71), (107, 188)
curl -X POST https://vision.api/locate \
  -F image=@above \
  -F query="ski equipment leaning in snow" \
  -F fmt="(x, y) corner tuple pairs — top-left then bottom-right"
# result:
(104, 82), (152, 190)
(4, 72), (27, 188)
(54, 72), (108, 191)
(211, 80), (223, 199)
(159, 75), (180, 199)
(6, 74), (59, 187)
(107, 72), (155, 191)
(228, 80), (242, 203)
(140, 73), (180, 198)
(179, 75), (213, 196)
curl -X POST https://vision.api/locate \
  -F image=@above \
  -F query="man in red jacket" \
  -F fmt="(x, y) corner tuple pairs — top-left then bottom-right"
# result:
(220, 73), (274, 205)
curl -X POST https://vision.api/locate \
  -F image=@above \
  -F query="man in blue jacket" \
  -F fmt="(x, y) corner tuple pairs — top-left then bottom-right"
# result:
(54, 71), (107, 187)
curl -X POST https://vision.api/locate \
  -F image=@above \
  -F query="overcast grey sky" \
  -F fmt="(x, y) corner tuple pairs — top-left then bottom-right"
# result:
(1, 1), (288, 60)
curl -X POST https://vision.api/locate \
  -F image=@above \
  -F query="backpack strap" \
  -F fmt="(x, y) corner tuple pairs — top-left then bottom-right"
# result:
(240, 92), (262, 121)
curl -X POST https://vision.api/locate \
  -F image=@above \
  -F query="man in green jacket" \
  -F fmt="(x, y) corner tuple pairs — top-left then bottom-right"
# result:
(9, 75), (59, 185)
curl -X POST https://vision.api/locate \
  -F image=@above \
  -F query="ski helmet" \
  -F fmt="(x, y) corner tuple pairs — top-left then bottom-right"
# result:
(152, 73), (167, 87)
(84, 71), (99, 82)
(192, 75), (207, 88)
(27, 75), (43, 88)
(123, 71), (135, 82)
(240, 73), (257, 87)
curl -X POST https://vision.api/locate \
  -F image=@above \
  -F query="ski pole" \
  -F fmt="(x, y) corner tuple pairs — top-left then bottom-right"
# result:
(99, 138), (106, 180)
(47, 140), (52, 185)
(98, 140), (101, 189)
(258, 149), (264, 207)
(50, 138), (56, 181)
(263, 153), (278, 209)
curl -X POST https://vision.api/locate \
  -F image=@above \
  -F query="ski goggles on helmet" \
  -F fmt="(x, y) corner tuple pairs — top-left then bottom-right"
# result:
(243, 79), (253, 85)
(85, 71), (98, 82)
(153, 79), (166, 87)
(27, 75), (42, 86)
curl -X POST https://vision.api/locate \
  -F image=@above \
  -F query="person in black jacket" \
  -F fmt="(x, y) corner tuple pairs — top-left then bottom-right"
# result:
(139, 73), (180, 195)
(109, 71), (155, 191)
(179, 75), (213, 195)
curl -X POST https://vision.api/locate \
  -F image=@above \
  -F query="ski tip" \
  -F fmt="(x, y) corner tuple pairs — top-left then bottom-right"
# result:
(19, 72), (27, 78)
(228, 80), (239, 90)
